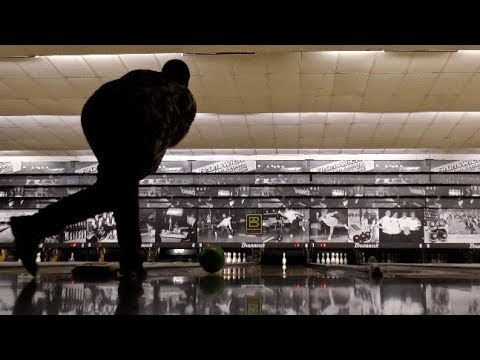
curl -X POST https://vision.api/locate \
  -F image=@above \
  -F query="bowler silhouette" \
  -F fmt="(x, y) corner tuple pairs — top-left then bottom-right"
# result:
(10, 59), (197, 278)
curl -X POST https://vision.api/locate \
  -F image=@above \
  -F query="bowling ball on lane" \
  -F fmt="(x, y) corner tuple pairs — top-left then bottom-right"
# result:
(199, 245), (225, 273)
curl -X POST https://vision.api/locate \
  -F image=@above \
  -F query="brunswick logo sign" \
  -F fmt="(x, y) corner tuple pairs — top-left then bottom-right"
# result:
(245, 214), (262, 235)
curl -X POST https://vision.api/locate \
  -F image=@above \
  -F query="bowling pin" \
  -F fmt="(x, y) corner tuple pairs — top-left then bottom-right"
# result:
(36, 252), (41, 263)
(282, 252), (287, 266)
(321, 253), (325, 264)
(232, 252), (237, 264)
(226, 252), (231, 264)
(242, 253), (246, 263)
(316, 253), (320, 264)
(326, 253), (330, 265)
(344, 253), (348, 265)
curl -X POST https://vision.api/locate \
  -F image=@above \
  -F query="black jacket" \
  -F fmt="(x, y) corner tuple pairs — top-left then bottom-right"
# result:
(81, 69), (197, 178)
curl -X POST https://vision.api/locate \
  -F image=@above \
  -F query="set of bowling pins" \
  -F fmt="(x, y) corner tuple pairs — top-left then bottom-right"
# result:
(315, 252), (348, 265)
(32, 251), (75, 263)
(226, 252), (246, 264)
(223, 267), (246, 280)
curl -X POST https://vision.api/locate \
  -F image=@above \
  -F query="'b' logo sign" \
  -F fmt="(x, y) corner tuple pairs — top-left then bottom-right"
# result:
(246, 214), (262, 235)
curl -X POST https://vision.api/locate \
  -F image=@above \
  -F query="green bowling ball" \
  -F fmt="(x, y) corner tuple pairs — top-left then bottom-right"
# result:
(199, 245), (225, 273)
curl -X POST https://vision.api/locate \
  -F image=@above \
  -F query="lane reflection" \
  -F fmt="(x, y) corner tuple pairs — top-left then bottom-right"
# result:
(3, 269), (480, 315)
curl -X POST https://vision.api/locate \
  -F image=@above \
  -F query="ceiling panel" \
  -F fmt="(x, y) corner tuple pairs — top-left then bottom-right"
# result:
(0, 48), (479, 152)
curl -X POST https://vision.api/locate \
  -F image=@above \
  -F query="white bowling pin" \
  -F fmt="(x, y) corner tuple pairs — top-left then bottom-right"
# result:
(344, 253), (348, 265)
(282, 252), (287, 266)
(316, 253), (320, 264)
(36, 252), (41, 263)
(226, 252), (231, 264)
(242, 253), (246, 263)
(321, 253), (325, 264)
(232, 252), (237, 264)
(326, 253), (330, 265)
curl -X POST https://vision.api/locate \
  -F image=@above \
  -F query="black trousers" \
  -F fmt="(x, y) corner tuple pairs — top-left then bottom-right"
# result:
(25, 168), (144, 271)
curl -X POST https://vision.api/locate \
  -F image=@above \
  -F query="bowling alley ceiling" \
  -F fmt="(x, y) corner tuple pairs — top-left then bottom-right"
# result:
(2, 45), (480, 153)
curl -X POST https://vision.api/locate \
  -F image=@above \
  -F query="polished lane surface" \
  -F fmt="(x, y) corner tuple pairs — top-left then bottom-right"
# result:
(1, 265), (479, 315)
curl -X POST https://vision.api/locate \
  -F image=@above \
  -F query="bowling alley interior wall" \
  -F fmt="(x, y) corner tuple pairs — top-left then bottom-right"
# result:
(1, 157), (480, 250)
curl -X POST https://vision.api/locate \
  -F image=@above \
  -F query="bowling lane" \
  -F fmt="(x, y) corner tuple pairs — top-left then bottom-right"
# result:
(2, 265), (480, 315)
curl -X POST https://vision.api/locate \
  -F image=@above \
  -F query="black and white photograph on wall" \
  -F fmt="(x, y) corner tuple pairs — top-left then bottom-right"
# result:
(197, 208), (309, 243)
(0, 210), (37, 243)
(250, 186), (286, 197)
(0, 198), (36, 209)
(155, 208), (197, 243)
(374, 160), (428, 172)
(425, 282), (480, 315)
(425, 197), (479, 209)
(256, 160), (308, 172)
(310, 160), (375, 173)
(309, 197), (352, 208)
(196, 197), (258, 209)
(348, 208), (379, 243)
(364, 186), (426, 197)
(43, 218), (89, 244)
(0, 161), (22, 174)
(74, 161), (98, 173)
(192, 160), (256, 173)
(25, 175), (62, 186)
(139, 209), (156, 243)
(312, 174), (378, 185)
(194, 186), (234, 197)
(431, 173), (480, 185)
(378, 209), (423, 245)
(155, 161), (191, 173)
(255, 197), (310, 208)
(234, 186), (250, 197)
(194, 174), (254, 185)
(429, 160), (480, 173)
(139, 174), (194, 185)
(255, 173), (310, 185)
(310, 208), (349, 242)
(85, 213), (117, 243)
(424, 208), (480, 243)
(139, 198), (197, 209)
(366, 198), (425, 209)
(139, 187), (163, 197)
(23, 187), (70, 198)
(20, 161), (75, 174)
(329, 186), (364, 197)
(0, 187), (23, 197)
(375, 174), (430, 185)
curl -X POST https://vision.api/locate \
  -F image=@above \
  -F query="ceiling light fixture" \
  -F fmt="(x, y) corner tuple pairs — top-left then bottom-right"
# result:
(0, 55), (41, 59)
(182, 51), (256, 56)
